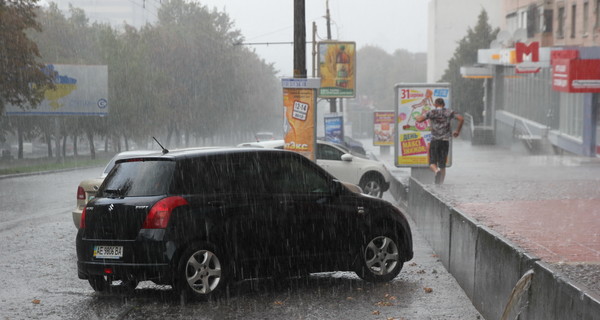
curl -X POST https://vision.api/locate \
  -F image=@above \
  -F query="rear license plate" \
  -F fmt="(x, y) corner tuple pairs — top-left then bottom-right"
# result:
(93, 246), (123, 259)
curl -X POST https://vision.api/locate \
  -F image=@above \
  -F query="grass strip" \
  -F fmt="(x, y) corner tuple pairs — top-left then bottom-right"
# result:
(0, 155), (112, 176)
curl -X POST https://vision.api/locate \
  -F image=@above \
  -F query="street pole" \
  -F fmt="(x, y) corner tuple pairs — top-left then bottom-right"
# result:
(293, 0), (306, 78)
(325, 0), (336, 113)
(312, 21), (316, 78)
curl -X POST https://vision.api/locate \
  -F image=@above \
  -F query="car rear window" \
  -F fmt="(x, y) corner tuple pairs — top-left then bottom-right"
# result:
(99, 159), (175, 197)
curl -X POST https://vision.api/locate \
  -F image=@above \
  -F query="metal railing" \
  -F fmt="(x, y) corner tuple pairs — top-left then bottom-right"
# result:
(512, 118), (541, 151)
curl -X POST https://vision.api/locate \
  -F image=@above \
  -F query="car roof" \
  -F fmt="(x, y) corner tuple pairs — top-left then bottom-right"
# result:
(114, 146), (295, 163)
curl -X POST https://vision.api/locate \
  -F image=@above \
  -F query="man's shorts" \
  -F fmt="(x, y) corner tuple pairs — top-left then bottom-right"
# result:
(429, 140), (449, 168)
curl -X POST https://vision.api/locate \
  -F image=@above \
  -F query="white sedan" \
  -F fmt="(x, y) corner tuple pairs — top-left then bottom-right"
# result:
(237, 139), (391, 198)
(72, 150), (157, 228)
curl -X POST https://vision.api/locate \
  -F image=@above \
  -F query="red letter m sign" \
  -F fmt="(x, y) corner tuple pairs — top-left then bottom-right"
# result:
(516, 42), (539, 63)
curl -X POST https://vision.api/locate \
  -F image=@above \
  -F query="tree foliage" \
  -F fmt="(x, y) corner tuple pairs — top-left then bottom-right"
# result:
(0, 0), (55, 115)
(440, 9), (498, 125)
(3, 0), (282, 156)
(356, 46), (426, 110)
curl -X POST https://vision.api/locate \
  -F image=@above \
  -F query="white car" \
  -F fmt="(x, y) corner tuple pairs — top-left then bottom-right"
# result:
(72, 150), (158, 228)
(237, 139), (391, 198)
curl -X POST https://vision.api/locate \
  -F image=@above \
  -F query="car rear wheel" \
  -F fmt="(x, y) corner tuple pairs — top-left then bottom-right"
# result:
(174, 242), (228, 301)
(88, 275), (139, 293)
(355, 233), (403, 282)
(359, 174), (384, 198)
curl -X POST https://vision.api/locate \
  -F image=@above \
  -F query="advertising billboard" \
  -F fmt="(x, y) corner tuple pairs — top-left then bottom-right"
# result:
(394, 83), (451, 167)
(317, 41), (356, 98)
(373, 111), (395, 146)
(282, 78), (320, 161)
(324, 114), (344, 144)
(551, 50), (600, 93)
(5, 64), (109, 116)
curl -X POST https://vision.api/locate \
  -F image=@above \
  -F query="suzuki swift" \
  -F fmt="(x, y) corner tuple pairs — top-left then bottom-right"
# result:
(76, 147), (413, 300)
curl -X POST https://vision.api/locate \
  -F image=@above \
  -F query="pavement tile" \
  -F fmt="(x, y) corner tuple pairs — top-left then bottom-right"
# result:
(455, 199), (600, 263)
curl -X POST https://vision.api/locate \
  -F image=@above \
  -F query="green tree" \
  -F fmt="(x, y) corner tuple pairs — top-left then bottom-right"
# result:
(0, 0), (55, 115)
(440, 9), (498, 125)
(7, 0), (281, 158)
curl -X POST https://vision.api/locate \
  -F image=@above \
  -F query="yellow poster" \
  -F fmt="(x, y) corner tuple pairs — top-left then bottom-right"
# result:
(283, 88), (316, 160)
(318, 41), (356, 98)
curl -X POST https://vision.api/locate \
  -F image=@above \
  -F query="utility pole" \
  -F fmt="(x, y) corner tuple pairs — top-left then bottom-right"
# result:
(312, 21), (317, 78)
(293, 0), (306, 78)
(325, 0), (337, 113)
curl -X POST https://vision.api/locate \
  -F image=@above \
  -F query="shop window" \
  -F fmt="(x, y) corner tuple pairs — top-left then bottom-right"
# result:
(559, 93), (584, 139)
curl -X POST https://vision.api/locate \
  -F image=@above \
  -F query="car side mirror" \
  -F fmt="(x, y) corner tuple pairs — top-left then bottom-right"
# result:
(341, 154), (353, 162)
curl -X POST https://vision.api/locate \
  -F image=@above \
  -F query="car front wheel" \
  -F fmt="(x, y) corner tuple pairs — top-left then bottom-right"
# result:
(355, 233), (403, 282)
(174, 242), (228, 301)
(359, 174), (384, 198)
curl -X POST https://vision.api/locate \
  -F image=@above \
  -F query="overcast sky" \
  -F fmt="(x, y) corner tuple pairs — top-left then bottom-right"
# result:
(199, 0), (430, 77)
(40, 0), (430, 77)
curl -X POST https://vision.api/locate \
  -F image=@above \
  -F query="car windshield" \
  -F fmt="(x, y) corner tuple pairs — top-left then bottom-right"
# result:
(99, 159), (175, 197)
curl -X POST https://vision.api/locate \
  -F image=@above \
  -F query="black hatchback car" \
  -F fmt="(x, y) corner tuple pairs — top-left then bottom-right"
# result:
(76, 147), (413, 300)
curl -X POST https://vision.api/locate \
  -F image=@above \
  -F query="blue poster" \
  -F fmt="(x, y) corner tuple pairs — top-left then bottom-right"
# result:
(324, 115), (344, 144)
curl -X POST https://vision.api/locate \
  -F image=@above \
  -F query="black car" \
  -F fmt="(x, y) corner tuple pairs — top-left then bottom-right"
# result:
(76, 148), (413, 300)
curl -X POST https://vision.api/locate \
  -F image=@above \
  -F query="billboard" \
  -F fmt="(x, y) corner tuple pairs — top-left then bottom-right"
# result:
(317, 41), (356, 98)
(324, 114), (344, 144)
(551, 50), (600, 93)
(5, 64), (108, 116)
(282, 78), (320, 161)
(373, 111), (394, 146)
(394, 83), (451, 167)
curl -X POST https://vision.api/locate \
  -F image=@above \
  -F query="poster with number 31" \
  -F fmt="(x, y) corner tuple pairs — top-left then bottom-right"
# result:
(394, 83), (451, 167)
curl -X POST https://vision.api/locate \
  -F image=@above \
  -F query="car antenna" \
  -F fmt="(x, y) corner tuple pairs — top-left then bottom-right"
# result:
(152, 136), (169, 154)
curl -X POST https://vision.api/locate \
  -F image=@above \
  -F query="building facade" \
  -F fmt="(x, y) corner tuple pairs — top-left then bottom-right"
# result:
(472, 0), (600, 157)
(427, 0), (503, 83)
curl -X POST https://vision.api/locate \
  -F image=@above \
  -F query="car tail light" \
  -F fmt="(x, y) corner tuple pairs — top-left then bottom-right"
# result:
(77, 186), (85, 200)
(142, 196), (188, 229)
(80, 207), (87, 229)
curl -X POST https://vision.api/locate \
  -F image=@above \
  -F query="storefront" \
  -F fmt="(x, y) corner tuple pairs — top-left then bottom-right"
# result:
(474, 43), (599, 157)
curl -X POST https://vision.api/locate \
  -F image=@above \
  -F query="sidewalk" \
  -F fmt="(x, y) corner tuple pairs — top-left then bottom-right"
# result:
(362, 137), (600, 319)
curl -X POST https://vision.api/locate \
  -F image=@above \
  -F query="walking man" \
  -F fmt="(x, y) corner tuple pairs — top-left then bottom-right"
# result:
(415, 98), (464, 184)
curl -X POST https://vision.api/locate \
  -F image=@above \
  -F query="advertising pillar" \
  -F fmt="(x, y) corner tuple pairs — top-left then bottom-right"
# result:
(282, 78), (321, 161)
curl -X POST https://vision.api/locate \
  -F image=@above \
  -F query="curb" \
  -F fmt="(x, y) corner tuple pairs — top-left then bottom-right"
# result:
(392, 176), (600, 320)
